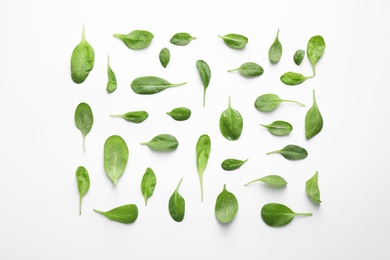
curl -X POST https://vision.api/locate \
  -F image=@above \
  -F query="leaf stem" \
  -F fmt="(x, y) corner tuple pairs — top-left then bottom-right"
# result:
(203, 89), (206, 107)
(295, 212), (313, 217)
(227, 68), (238, 72)
(282, 99), (305, 107)
(176, 178), (183, 192)
(171, 82), (187, 87)
(81, 25), (86, 41)
(82, 135), (86, 153)
(266, 150), (279, 155)
(110, 114), (123, 118)
(79, 196), (82, 215)
(244, 179), (261, 187)
(199, 174), (204, 202)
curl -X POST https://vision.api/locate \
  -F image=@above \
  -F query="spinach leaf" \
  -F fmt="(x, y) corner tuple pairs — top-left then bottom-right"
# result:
(221, 158), (248, 171)
(131, 76), (186, 94)
(215, 184), (239, 223)
(196, 134), (211, 201)
(74, 102), (93, 152)
(266, 144), (308, 160)
(228, 62), (264, 78)
(220, 96), (243, 141)
(106, 55), (117, 93)
(218, 33), (248, 49)
(170, 32), (196, 46)
(244, 175), (287, 187)
(268, 29), (282, 64)
(306, 171), (321, 204)
(104, 135), (129, 185)
(94, 204), (138, 224)
(166, 107), (191, 121)
(141, 167), (157, 206)
(293, 49), (305, 65)
(70, 25), (95, 84)
(159, 47), (170, 68)
(113, 30), (154, 50)
(254, 94), (305, 112)
(169, 178), (185, 222)
(280, 72), (312, 86)
(307, 35), (326, 76)
(141, 134), (178, 151)
(75, 166), (90, 215)
(110, 111), (149, 124)
(260, 120), (293, 136)
(261, 203), (312, 227)
(305, 89), (323, 139)
(196, 60), (211, 107)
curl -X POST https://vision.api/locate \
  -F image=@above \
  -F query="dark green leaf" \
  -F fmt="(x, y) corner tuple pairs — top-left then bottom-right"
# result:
(166, 107), (191, 121)
(74, 102), (93, 152)
(196, 60), (211, 107)
(245, 175), (287, 187)
(169, 178), (185, 222)
(104, 135), (129, 185)
(196, 134), (211, 201)
(307, 35), (326, 76)
(305, 89), (323, 139)
(260, 120), (293, 136)
(170, 32), (196, 46)
(306, 171), (321, 204)
(110, 111), (149, 124)
(266, 144), (308, 160)
(221, 158), (248, 171)
(159, 47), (170, 68)
(218, 33), (248, 49)
(131, 76), (186, 94)
(75, 166), (90, 215)
(280, 72), (310, 86)
(141, 167), (157, 205)
(261, 203), (312, 227)
(94, 204), (138, 224)
(113, 30), (153, 50)
(220, 96), (243, 141)
(228, 62), (264, 78)
(106, 55), (117, 93)
(268, 29), (282, 64)
(215, 184), (239, 223)
(293, 49), (305, 65)
(254, 94), (305, 112)
(141, 134), (178, 151)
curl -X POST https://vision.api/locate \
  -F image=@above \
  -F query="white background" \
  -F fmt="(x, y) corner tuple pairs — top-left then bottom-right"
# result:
(1, 0), (389, 259)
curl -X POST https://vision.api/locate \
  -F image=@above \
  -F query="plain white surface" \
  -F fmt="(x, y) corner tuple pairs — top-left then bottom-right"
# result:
(1, 0), (390, 259)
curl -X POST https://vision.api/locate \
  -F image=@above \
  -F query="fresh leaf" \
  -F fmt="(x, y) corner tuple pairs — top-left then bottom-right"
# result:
(260, 120), (293, 136)
(75, 166), (90, 215)
(221, 158), (248, 171)
(70, 25), (95, 84)
(106, 55), (117, 93)
(218, 33), (248, 49)
(104, 135), (129, 185)
(169, 178), (185, 222)
(254, 94), (305, 112)
(166, 107), (191, 121)
(159, 47), (170, 68)
(131, 76), (186, 94)
(293, 49), (305, 65)
(280, 72), (312, 86)
(306, 171), (321, 204)
(220, 96), (243, 141)
(268, 29), (282, 64)
(305, 89), (323, 139)
(113, 30), (153, 50)
(307, 35), (326, 76)
(266, 144), (308, 160)
(110, 111), (149, 124)
(244, 175), (287, 187)
(141, 134), (178, 151)
(74, 102), (93, 152)
(215, 184), (239, 223)
(228, 62), (264, 78)
(196, 134), (211, 201)
(261, 203), (312, 227)
(196, 60), (211, 107)
(141, 167), (157, 206)
(94, 204), (138, 224)
(170, 32), (196, 46)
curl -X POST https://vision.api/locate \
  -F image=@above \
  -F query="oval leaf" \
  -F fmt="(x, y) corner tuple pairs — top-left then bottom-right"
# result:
(196, 60), (211, 107)
(306, 171), (321, 204)
(260, 120), (293, 136)
(111, 111), (149, 124)
(294, 49), (305, 65)
(221, 158), (248, 171)
(266, 144), (308, 160)
(94, 204), (138, 224)
(305, 89), (323, 139)
(106, 55), (117, 93)
(280, 72), (308, 86)
(166, 107), (191, 121)
(131, 76), (186, 94)
(169, 178), (185, 222)
(159, 47), (170, 68)
(141, 134), (178, 151)
(170, 32), (196, 46)
(261, 203), (312, 227)
(245, 175), (287, 187)
(196, 134), (211, 201)
(268, 29), (282, 64)
(218, 33), (248, 49)
(104, 135), (129, 185)
(141, 167), (157, 206)
(254, 94), (304, 112)
(75, 166), (90, 215)
(307, 35), (326, 75)
(74, 102), (94, 152)
(220, 96), (243, 141)
(113, 30), (154, 50)
(215, 184), (239, 223)
(228, 62), (264, 78)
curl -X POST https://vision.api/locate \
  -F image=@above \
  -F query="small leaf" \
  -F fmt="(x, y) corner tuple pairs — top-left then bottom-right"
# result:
(305, 89), (323, 139)
(113, 30), (154, 50)
(75, 166), (90, 215)
(280, 72), (310, 86)
(141, 134), (178, 151)
(110, 111), (149, 124)
(306, 171), (321, 204)
(131, 76), (186, 95)
(307, 35), (326, 76)
(74, 102), (94, 152)
(268, 29), (282, 64)
(266, 144), (308, 160)
(218, 33), (248, 49)
(228, 62), (264, 78)
(141, 167), (157, 205)
(196, 134), (211, 201)
(245, 175), (287, 187)
(159, 47), (170, 68)
(215, 184), (239, 223)
(94, 204), (138, 224)
(254, 94), (305, 112)
(166, 107), (191, 121)
(220, 96), (243, 141)
(261, 203), (312, 227)
(260, 120), (293, 136)
(106, 55), (117, 93)
(221, 158), (248, 171)
(104, 135), (129, 185)
(169, 178), (185, 222)
(196, 60), (211, 107)
(170, 32), (196, 46)
(293, 49), (305, 65)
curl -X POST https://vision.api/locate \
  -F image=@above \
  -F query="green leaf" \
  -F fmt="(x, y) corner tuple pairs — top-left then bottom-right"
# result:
(75, 166), (90, 215)
(260, 120), (293, 136)
(166, 107), (191, 121)
(74, 102), (93, 152)
(280, 72), (311, 86)
(245, 175), (287, 187)
(261, 203), (312, 227)
(218, 33), (248, 49)
(305, 89), (323, 139)
(196, 134), (211, 201)
(169, 178), (185, 222)
(70, 25), (95, 84)
(293, 49), (305, 65)
(110, 111), (149, 124)
(220, 96), (243, 141)
(228, 62), (264, 78)
(141, 134), (178, 151)
(113, 30), (154, 50)
(307, 35), (326, 76)
(215, 184), (239, 223)
(306, 171), (321, 204)
(131, 76), (186, 94)
(141, 167), (157, 206)
(266, 144), (308, 160)
(106, 55), (117, 93)
(170, 32), (196, 46)
(104, 135), (129, 185)
(268, 29), (282, 64)
(159, 47), (170, 68)
(196, 60), (211, 107)
(94, 204), (138, 224)
(221, 158), (248, 171)
(254, 94), (305, 112)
